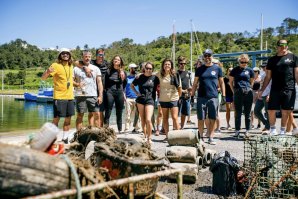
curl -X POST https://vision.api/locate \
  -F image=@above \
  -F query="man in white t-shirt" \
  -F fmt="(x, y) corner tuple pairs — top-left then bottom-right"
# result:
(73, 51), (103, 130)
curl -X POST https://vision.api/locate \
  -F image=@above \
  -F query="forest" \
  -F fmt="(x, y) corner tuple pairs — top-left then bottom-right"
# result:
(0, 17), (297, 89)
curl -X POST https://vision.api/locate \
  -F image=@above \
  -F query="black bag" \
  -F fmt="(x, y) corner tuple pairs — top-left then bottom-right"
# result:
(209, 151), (239, 196)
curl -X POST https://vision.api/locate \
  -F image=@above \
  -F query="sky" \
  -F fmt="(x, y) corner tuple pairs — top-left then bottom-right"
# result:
(0, 0), (297, 49)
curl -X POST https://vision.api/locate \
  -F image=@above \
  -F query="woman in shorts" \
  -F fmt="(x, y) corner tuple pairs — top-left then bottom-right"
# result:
(156, 58), (182, 138)
(131, 62), (159, 143)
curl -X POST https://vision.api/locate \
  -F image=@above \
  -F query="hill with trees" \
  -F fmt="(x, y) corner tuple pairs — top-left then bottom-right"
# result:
(0, 17), (297, 89)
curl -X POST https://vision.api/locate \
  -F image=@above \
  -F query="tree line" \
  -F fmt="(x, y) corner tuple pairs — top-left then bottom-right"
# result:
(0, 17), (297, 88)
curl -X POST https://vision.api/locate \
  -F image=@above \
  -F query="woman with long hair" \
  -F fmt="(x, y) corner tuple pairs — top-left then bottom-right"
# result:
(131, 62), (159, 143)
(156, 58), (182, 138)
(104, 55), (127, 133)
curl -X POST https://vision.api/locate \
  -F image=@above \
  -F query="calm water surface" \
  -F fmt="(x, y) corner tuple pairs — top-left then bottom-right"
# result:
(0, 95), (120, 133)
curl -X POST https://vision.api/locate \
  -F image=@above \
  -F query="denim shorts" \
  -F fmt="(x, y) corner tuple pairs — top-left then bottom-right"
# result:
(196, 97), (218, 120)
(178, 97), (190, 116)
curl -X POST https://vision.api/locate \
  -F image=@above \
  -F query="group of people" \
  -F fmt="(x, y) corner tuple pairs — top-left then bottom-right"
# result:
(42, 38), (298, 145)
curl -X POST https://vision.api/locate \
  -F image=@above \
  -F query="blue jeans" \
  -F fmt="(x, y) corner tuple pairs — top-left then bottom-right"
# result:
(254, 97), (270, 129)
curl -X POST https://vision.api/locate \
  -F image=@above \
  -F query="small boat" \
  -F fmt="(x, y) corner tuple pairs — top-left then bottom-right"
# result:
(24, 81), (53, 102)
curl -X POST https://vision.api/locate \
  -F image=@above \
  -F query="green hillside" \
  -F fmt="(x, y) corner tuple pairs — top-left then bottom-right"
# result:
(0, 17), (297, 90)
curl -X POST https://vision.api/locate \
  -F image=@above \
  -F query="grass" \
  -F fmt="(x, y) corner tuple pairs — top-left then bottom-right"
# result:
(0, 68), (52, 94)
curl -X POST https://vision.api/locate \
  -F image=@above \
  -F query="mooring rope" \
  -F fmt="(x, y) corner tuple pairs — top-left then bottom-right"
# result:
(60, 154), (82, 199)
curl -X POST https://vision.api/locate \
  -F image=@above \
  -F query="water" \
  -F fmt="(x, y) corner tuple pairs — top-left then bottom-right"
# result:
(0, 95), (119, 133)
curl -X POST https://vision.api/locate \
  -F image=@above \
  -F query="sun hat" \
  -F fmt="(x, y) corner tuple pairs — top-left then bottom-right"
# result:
(128, 63), (138, 68)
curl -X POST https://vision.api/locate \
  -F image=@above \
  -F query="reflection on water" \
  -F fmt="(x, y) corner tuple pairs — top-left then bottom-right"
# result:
(0, 96), (120, 133)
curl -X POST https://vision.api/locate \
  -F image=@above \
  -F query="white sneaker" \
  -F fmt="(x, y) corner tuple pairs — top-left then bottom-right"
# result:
(244, 131), (250, 138)
(292, 128), (298, 136)
(269, 129), (278, 136)
(279, 130), (285, 135)
(233, 131), (240, 137)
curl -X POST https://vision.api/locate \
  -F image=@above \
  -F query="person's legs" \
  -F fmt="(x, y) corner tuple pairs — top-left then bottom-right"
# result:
(254, 99), (267, 128)
(133, 102), (140, 131)
(161, 108), (170, 136)
(76, 113), (84, 130)
(155, 105), (163, 135)
(243, 91), (253, 131)
(225, 102), (231, 128)
(114, 91), (125, 132)
(171, 106), (180, 131)
(180, 98), (190, 129)
(233, 91), (243, 132)
(125, 98), (133, 131)
(104, 90), (115, 127)
(137, 103), (146, 136)
(145, 105), (154, 142)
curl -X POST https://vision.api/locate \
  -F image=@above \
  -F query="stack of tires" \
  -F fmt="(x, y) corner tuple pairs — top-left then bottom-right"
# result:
(165, 130), (216, 183)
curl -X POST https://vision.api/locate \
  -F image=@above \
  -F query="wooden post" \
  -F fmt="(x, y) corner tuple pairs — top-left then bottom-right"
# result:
(128, 182), (134, 199)
(177, 171), (183, 199)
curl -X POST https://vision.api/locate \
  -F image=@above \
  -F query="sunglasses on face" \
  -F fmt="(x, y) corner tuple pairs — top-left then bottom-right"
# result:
(240, 61), (248, 64)
(145, 67), (153, 71)
(179, 62), (186, 65)
(277, 43), (287, 47)
(204, 54), (212, 58)
(96, 53), (104, 56)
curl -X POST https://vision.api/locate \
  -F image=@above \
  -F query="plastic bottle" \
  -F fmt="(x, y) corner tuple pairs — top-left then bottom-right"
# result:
(30, 122), (60, 151)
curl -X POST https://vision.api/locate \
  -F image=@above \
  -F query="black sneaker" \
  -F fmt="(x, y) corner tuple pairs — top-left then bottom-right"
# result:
(62, 138), (69, 144)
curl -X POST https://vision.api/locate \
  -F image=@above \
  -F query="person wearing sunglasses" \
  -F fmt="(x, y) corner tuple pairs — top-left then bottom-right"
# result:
(41, 48), (75, 143)
(156, 58), (182, 139)
(177, 56), (193, 129)
(258, 39), (298, 136)
(191, 49), (225, 145)
(229, 54), (254, 138)
(131, 62), (159, 144)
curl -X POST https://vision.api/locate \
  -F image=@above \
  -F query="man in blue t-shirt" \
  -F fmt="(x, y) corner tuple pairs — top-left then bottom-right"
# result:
(191, 49), (225, 145)
(124, 63), (141, 132)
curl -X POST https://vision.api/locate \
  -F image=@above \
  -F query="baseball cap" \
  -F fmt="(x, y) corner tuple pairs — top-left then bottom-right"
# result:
(203, 49), (213, 55)
(128, 63), (138, 68)
(253, 67), (260, 72)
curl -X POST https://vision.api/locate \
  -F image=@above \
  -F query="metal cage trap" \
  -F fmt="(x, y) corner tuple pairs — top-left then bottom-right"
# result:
(243, 135), (298, 198)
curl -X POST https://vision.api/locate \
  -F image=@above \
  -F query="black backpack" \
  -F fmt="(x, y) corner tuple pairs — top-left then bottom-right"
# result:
(209, 151), (239, 196)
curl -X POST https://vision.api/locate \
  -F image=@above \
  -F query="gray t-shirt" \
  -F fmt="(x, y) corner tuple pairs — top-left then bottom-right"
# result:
(73, 64), (101, 96)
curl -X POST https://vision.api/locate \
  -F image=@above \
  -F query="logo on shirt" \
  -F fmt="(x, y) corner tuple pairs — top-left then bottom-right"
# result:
(285, 58), (292, 63)
(245, 71), (249, 75)
(211, 71), (216, 76)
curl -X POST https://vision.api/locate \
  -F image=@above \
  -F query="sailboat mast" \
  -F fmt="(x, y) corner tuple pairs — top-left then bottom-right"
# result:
(172, 20), (176, 68)
(260, 14), (264, 65)
(190, 20), (193, 73)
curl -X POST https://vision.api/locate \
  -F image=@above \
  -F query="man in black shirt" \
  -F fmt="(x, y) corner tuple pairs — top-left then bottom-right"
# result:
(259, 39), (298, 135)
(177, 56), (193, 129)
